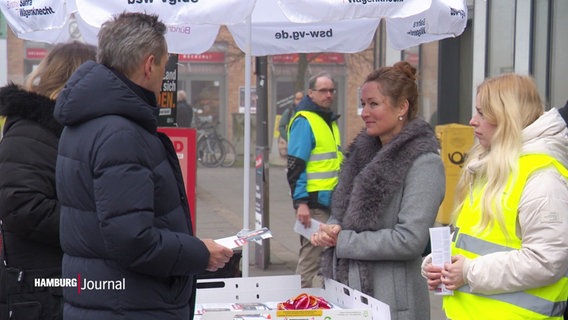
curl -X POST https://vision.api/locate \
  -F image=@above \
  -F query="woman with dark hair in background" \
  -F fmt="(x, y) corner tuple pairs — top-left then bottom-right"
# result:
(312, 61), (445, 320)
(0, 41), (96, 320)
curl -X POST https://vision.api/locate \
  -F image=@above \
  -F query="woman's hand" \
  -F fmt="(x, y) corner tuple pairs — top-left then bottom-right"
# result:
(423, 260), (444, 291)
(441, 255), (467, 290)
(311, 223), (341, 247)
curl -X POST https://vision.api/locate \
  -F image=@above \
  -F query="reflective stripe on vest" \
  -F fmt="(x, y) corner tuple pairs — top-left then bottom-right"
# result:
(290, 110), (342, 192)
(444, 154), (568, 320)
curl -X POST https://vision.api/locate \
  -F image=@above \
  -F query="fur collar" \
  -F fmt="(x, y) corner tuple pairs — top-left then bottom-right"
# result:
(322, 119), (440, 295)
(333, 119), (440, 230)
(0, 83), (62, 137)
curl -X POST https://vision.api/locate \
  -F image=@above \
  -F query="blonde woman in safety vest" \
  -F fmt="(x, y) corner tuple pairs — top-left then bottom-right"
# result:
(423, 73), (568, 319)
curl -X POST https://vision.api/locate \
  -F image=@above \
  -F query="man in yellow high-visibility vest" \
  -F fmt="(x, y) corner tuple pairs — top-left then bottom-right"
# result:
(287, 72), (343, 288)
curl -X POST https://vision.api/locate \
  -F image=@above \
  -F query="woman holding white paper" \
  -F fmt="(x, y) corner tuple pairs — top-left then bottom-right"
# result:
(311, 61), (445, 320)
(423, 73), (568, 319)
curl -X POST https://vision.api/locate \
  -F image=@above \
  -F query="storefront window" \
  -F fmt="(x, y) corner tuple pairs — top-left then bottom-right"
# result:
(191, 82), (221, 128)
(531, 0), (567, 108)
(0, 12), (7, 39)
(409, 44), (439, 127)
(532, 0), (549, 104)
(487, 0), (515, 76)
(549, 0), (568, 107)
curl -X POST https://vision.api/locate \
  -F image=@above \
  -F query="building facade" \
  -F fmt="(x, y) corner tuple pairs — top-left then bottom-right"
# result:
(1, 0), (567, 157)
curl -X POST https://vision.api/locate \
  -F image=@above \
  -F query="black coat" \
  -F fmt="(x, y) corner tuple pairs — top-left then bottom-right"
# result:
(176, 99), (193, 127)
(54, 61), (210, 320)
(0, 83), (64, 320)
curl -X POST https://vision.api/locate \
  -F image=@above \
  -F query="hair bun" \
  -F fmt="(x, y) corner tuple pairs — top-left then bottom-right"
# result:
(393, 61), (417, 82)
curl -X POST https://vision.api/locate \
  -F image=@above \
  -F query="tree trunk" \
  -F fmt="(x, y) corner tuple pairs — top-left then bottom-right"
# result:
(295, 53), (309, 91)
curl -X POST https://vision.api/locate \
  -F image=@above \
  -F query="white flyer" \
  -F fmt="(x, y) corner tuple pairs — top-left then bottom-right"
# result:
(429, 226), (454, 295)
(293, 218), (321, 240)
(215, 227), (272, 249)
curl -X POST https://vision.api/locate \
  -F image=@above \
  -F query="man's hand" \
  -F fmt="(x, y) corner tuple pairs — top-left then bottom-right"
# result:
(296, 203), (311, 228)
(201, 239), (234, 272)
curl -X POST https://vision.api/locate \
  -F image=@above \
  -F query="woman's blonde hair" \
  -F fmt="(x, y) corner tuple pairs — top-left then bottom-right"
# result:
(452, 73), (544, 237)
(25, 41), (96, 100)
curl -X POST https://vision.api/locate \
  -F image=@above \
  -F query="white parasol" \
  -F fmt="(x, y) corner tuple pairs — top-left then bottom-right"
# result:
(0, 0), (467, 277)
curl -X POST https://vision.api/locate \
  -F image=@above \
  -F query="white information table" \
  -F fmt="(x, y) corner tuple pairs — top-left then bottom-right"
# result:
(195, 275), (391, 320)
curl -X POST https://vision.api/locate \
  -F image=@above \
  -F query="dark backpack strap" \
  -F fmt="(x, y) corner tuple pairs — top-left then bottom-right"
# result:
(558, 100), (568, 125)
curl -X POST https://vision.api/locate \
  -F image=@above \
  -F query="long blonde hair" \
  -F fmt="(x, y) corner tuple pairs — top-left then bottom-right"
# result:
(452, 74), (544, 236)
(25, 41), (96, 100)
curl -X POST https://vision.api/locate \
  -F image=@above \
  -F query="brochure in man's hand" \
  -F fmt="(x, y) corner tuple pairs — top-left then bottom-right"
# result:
(293, 219), (321, 240)
(215, 227), (272, 249)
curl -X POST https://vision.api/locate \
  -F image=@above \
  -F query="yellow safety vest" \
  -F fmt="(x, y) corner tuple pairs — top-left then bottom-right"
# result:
(445, 154), (568, 320)
(289, 110), (343, 192)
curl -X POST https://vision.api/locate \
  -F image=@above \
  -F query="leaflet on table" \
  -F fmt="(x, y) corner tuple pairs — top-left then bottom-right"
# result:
(195, 300), (341, 319)
(294, 218), (322, 240)
(214, 227), (272, 249)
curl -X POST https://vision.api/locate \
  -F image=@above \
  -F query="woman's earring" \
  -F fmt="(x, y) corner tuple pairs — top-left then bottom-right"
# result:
(398, 116), (403, 121)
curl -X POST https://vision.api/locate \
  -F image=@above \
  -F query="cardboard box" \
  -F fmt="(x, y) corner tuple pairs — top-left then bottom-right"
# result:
(435, 124), (474, 224)
(195, 275), (391, 320)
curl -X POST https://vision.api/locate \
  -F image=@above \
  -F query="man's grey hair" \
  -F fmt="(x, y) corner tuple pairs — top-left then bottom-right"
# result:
(97, 12), (167, 78)
(308, 72), (335, 90)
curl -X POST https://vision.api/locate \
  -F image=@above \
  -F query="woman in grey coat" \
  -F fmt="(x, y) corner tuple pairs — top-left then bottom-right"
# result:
(312, 61), (445, 320)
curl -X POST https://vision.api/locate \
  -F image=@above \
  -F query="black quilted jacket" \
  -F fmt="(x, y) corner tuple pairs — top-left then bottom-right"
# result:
(0, 83), (64, 320)
(54, 61), (209, 320)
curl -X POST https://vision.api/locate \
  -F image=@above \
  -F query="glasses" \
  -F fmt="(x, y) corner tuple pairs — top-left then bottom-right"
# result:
(312, 88), (336, 95)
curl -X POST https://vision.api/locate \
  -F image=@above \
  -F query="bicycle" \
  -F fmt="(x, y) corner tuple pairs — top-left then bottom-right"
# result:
(196, 123), (224, 167)
(195, 121), (237, 168)
(220, 138), (237, 167)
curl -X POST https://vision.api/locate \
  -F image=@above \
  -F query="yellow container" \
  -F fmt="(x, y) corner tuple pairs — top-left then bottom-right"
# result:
(435, 124), (474, 225)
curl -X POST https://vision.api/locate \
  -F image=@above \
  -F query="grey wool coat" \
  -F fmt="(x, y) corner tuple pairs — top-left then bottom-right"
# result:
(321, 119), (445, 320)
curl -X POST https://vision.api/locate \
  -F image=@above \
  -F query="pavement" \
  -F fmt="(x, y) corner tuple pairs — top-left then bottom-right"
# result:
(194, 164), (445, 319)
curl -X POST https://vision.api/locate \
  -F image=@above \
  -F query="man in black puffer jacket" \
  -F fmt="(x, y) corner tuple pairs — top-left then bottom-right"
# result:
(54, 13), (233, 320)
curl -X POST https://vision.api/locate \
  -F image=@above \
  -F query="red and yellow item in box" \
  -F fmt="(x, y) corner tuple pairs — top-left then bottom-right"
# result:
(277, 293), (332, 310)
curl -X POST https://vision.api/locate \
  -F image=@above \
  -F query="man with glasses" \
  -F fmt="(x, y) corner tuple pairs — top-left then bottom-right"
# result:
(286, 72), (343, 288)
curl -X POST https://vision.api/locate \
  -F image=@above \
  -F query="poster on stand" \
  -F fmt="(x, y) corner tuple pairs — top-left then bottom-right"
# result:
(157, 54), (179, 127)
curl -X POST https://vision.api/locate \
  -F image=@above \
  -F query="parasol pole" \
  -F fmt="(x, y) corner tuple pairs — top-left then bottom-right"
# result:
(241, 13), (252, 278)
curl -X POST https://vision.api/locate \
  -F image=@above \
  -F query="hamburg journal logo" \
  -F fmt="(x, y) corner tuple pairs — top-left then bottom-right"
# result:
(34, 275), (126, 294)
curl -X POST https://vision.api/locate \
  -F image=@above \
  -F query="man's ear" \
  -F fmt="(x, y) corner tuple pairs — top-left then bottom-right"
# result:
(143, 54), (156, 79)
